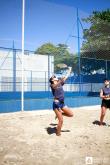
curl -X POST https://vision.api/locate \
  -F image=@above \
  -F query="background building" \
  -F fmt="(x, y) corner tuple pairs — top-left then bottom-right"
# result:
(0, 48), (54, 91)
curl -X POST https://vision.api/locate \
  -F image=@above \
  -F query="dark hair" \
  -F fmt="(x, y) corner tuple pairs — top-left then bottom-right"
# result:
(49, 75), (56, 84)
(104, 78), (109, 82)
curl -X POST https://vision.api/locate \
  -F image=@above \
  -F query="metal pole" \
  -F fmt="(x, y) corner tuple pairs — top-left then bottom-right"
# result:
(30, 70), (32, 91)
(77, 8), (81, 93)
(21, 0), (25, 111)
(45, 71), (46, 91)
(13, 41), (16, 92)
(105, 60), (107, 78)
(48, 54), (50, 93)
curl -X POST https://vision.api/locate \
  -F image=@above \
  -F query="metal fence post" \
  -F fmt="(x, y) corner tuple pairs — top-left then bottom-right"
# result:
(13, 41), (16, 92)
(48, 54), (50, 92)
(105, 60), (107, 78)
(30, 70), (32, 91)
(77, 8), (81, 93)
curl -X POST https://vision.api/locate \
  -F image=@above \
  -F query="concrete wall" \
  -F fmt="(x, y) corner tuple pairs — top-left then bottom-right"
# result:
(0, 49), (54, 91)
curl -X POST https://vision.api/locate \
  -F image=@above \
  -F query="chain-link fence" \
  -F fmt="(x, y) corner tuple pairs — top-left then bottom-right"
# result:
(0, 1), (110, 112)
(0, 47), (110, 93)
(0, 48), (110, 112)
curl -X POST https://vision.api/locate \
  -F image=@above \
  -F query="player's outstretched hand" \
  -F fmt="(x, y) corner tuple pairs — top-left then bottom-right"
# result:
(68, 66), (72, 72)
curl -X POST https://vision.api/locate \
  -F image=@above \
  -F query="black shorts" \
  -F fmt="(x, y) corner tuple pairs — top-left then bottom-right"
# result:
(101, 99), (110, 108)
(53, 100), (65, 110)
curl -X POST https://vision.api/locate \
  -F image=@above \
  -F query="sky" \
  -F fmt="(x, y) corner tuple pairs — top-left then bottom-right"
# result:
(0, 0), (109, 53)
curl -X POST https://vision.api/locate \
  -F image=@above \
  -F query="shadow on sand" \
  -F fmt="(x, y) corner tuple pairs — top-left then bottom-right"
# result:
(50, 123), (57, 126)
(46, 127), (57, 135)
(92, 120), (110, 126)
(45, 124), (70, 135)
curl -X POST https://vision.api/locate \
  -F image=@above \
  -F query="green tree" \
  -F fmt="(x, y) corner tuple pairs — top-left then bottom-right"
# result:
(35, 43), (70, 56)
(35, 43), (57, 55)
(35, 42), (78, 73)
(82, 9), (110, 54)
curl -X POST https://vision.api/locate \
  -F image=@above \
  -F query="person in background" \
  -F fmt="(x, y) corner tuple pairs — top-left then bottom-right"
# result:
(49, 67), (73, 136)
(100, 79), (110, 126)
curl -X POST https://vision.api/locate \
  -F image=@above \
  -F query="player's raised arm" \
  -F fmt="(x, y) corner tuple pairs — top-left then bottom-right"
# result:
(62, 67), (72, 81)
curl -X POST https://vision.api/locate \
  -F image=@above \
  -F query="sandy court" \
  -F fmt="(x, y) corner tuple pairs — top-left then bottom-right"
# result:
(0, 105), (110, 165)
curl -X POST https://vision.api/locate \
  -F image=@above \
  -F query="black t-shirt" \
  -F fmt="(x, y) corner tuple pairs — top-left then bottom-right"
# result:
(102, 87), (110, 96)
(50, 78), (65, 101)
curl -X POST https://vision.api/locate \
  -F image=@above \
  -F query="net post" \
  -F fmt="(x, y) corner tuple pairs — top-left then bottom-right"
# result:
(77, 8), (81, 93)
(21, 0), (25, 111)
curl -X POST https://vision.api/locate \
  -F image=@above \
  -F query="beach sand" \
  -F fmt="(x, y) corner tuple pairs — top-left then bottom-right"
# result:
(0, 105), (110, 165)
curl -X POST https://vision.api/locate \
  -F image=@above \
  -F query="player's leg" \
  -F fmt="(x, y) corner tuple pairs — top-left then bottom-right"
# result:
(100, 106), (107, 125)
(54, 109), (63, 136)
(62, 105), (73, 117)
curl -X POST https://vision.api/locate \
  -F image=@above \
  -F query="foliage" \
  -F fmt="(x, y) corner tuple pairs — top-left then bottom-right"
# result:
(35, 43), (57, 55)
(54, 54), (78, 73)
(35, 42), (78, 73)
(81, 9), (110, 58)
